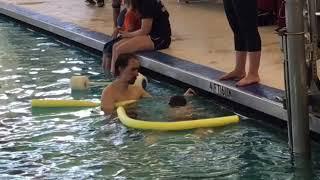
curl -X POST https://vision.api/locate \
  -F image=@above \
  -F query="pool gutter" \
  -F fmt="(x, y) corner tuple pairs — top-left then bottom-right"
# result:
(1, 1), (320, 134)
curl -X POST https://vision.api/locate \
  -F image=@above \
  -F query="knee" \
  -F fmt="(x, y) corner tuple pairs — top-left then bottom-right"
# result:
(114, 44), (125, 55)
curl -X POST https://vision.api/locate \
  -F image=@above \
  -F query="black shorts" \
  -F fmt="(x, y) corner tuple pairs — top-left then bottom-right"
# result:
(103, 37), (122, 57)
(150, 36), (171, 50)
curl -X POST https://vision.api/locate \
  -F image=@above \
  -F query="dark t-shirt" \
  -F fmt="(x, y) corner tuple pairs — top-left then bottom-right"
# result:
(138, 0), (171, 38)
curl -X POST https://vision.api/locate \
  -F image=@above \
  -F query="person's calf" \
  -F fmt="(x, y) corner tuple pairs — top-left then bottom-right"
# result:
(102, 53), (111, 71)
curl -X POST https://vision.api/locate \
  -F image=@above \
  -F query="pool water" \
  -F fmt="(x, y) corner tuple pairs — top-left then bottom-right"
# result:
(0, 15), (320, 179)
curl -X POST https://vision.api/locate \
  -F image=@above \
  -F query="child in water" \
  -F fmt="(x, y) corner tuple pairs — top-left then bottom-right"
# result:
(167, 88), (196, 121)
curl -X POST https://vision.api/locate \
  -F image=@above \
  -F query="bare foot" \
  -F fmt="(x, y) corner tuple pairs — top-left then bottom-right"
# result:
(219, 70), (246, 81)
(236, 74), (260, 86)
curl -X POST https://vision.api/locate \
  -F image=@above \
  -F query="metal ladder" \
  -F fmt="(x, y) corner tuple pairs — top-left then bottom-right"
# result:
(280, 0), (320, 114)
(306, 0), (320, 114)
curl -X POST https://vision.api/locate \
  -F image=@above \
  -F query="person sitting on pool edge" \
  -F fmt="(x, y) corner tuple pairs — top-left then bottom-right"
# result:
(102, 0), (141, 71)
(101, 53), (151, 114)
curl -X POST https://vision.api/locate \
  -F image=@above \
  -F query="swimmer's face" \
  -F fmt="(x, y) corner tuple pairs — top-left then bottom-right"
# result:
(120, 58), (140, 84)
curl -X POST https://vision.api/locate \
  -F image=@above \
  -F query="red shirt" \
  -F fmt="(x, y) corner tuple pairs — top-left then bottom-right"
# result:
(123, 10), (141, 32)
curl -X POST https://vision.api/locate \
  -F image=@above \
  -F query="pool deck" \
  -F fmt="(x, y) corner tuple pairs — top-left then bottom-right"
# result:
(1, 0), (320, 133)
(0, 0), (284, 89)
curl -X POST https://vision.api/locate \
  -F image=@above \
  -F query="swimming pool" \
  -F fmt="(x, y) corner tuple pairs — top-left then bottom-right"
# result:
(1, 15), (320, 179)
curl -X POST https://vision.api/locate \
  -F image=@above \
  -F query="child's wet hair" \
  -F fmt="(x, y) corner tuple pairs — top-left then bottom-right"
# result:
(168, 95), (187, 107)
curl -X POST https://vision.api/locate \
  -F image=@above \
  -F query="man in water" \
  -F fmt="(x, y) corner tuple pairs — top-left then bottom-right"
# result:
(101, 53), (196, 115)
(101, 53), (150, 114)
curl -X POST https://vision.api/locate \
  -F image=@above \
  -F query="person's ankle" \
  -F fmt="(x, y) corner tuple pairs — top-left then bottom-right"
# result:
(233, 69), (246, 74)
(247, 72), (259, 77)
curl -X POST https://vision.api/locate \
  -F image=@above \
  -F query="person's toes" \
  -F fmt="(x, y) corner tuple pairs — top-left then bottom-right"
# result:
(236, 75), (260, 86)
(219, 71), (245, 81)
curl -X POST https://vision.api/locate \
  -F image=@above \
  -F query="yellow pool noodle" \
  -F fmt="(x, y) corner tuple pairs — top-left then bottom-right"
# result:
(31, 99), (100, 107)
(117, 106), (240, 131)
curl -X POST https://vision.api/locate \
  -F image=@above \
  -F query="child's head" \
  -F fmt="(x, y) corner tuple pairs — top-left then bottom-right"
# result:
(168, 96), (187, 108)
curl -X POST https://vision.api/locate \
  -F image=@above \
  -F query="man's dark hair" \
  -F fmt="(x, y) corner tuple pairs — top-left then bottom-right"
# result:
(168, 95), (187, 107)
(114, 53), (138, 76)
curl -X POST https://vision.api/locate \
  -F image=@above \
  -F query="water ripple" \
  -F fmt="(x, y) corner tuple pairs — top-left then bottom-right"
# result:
(52, 68), (71, 74)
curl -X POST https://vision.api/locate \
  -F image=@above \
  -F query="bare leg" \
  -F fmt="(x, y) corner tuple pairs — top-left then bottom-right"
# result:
(220, 51), (247, 81)
(110, 36), (154, 74)
(102, 53), (111, 72)
(236, 51), (261, 86)
(102, 38), (128, 72)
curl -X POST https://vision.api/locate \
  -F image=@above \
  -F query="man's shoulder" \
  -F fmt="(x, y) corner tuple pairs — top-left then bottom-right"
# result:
(102, 83), (115, 94)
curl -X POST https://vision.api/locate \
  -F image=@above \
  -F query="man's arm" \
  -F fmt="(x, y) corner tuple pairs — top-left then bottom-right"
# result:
(101, 87), (116, 114)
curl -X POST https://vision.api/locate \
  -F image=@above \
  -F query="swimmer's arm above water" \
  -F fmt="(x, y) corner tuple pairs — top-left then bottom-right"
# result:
(184, 88), (197, 96)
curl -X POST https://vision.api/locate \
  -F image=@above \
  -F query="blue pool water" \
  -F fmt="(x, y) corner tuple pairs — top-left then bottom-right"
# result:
(0, 15), (320, 179)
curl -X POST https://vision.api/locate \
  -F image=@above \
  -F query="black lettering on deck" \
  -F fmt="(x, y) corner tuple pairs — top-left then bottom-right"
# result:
(209, 82), (231, 98)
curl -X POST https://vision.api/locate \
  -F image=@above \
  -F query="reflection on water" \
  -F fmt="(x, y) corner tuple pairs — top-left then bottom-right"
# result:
(0, 15), (320, 179)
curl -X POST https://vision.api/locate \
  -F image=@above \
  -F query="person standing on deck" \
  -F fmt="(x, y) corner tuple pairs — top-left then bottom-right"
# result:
(220, 0), (261, 86)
